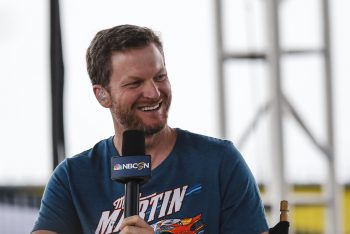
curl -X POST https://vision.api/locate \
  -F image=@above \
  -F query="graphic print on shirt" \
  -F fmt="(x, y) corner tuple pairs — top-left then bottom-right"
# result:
(95, 184), (204, 234)
(151, 214), (204, 234)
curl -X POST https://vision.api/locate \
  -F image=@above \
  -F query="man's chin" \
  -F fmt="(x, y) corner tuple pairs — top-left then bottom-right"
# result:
(143, 124), (165, 136)
(120, 114), (167, 136)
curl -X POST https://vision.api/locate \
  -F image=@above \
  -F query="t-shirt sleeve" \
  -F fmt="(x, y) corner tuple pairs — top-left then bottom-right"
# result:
(219, 142), (269, 234)
(32, 160), (82, 234)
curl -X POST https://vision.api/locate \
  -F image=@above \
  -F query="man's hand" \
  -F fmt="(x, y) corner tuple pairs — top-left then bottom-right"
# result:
(119, 215), (154, 234)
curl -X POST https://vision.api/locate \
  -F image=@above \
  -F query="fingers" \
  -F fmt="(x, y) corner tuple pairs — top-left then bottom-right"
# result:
(120, 215), (149, 229)
(119, 215), (153, 234)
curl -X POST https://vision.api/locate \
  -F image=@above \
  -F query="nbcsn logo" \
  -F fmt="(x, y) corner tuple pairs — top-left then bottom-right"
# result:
(114, 162), (150, 171)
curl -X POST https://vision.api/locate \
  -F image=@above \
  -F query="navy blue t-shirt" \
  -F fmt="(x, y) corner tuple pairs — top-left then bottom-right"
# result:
(33, 129), (268, 233)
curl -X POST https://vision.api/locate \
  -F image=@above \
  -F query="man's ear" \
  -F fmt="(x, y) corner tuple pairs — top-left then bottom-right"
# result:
(93, 85), (112, 108)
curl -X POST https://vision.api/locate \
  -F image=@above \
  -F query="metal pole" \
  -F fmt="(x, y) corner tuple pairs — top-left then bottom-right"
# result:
(50, 0), (66, 169)
(321, 0), (341, 233)
(213, 0), (227, 138)
(265, 0), (287, 225)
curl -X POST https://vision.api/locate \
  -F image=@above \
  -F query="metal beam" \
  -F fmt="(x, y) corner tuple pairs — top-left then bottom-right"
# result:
(50, 0), (66, 169)
(321, 0), (341, 233)
(265, 0), (287, 225)
(213, 0), (227, 138)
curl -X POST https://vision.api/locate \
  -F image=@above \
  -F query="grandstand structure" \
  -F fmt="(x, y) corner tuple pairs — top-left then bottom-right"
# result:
(214, 0), (342, 233)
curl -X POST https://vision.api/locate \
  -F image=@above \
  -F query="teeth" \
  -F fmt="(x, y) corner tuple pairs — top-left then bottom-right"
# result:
(141, 103), (160, 111)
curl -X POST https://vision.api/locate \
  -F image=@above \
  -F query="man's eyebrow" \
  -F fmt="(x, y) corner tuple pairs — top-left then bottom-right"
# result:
(126, 75), (142, 80)
(156, 68), (167, 74)
(126, 69), (167, 79)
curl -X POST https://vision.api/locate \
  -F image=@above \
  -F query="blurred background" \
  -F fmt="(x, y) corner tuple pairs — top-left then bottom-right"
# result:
(0, 0), (349, 233)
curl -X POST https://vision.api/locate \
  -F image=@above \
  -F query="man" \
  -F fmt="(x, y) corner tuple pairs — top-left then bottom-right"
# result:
(32, 24), (269, 234)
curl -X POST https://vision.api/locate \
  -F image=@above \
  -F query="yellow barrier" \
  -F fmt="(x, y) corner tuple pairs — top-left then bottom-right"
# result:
(260, 184), (350, 234)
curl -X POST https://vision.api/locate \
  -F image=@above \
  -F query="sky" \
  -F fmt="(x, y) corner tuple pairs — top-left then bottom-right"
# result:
(0, 0), (349, 186)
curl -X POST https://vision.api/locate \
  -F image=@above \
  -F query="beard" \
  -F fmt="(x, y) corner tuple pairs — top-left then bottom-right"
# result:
(112, 95), (171, 136)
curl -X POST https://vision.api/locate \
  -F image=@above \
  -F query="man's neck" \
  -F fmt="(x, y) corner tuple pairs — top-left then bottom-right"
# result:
(113, 126), (177, 169)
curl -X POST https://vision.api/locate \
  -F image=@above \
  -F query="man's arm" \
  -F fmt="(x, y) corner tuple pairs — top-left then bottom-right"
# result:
(219, 142), (269, 233)
(32, 161), (82, 233)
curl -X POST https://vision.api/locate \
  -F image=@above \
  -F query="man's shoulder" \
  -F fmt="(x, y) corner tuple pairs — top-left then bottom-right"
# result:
(176, 128), (240, 160)
(177, 128), (234, 149)
(175, 129), (245, 170)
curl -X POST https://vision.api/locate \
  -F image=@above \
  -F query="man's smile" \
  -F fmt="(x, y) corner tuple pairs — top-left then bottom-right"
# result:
(138, 101), (162, 112)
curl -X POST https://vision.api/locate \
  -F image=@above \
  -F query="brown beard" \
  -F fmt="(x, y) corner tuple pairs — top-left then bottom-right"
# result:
(112, 95), (171, 136)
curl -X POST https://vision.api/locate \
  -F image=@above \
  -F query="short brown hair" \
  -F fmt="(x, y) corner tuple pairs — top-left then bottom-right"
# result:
(86, 24), (164, 87)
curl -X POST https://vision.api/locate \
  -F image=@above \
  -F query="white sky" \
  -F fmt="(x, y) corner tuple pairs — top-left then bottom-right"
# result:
(0, 0), (349, 186)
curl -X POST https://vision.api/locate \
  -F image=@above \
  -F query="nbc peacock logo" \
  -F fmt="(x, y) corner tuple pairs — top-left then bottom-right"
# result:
(114, 164), (123, 171)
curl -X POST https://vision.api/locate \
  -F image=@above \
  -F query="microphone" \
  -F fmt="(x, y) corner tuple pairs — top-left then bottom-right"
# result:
(111, 130), (151, 217)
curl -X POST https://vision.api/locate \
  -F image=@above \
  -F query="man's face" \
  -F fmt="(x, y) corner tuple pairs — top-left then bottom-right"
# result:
(107, 43), (172, 135)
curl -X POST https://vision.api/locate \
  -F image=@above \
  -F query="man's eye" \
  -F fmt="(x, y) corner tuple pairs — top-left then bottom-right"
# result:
(155, 74), (167, 82)
(126, 81), (142, 88)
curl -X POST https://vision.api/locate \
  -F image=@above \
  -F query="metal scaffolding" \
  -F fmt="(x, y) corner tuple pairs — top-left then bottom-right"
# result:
(213, 0), (341, 233)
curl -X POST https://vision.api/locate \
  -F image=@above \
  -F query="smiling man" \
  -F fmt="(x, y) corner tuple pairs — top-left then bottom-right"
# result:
(32, 24), (269, 234)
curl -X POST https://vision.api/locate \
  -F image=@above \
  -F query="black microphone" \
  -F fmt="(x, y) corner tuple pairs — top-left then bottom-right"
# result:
(110, 130), (151, 217)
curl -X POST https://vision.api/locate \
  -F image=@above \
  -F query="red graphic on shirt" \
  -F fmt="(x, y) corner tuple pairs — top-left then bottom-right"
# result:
(152, 214), (205, 234)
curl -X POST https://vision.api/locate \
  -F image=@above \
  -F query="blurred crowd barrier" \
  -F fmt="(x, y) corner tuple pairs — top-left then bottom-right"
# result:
(0, 186), (43, 234)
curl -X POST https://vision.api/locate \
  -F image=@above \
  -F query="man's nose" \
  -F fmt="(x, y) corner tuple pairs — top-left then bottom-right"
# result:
(143, 80), (160, 99)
